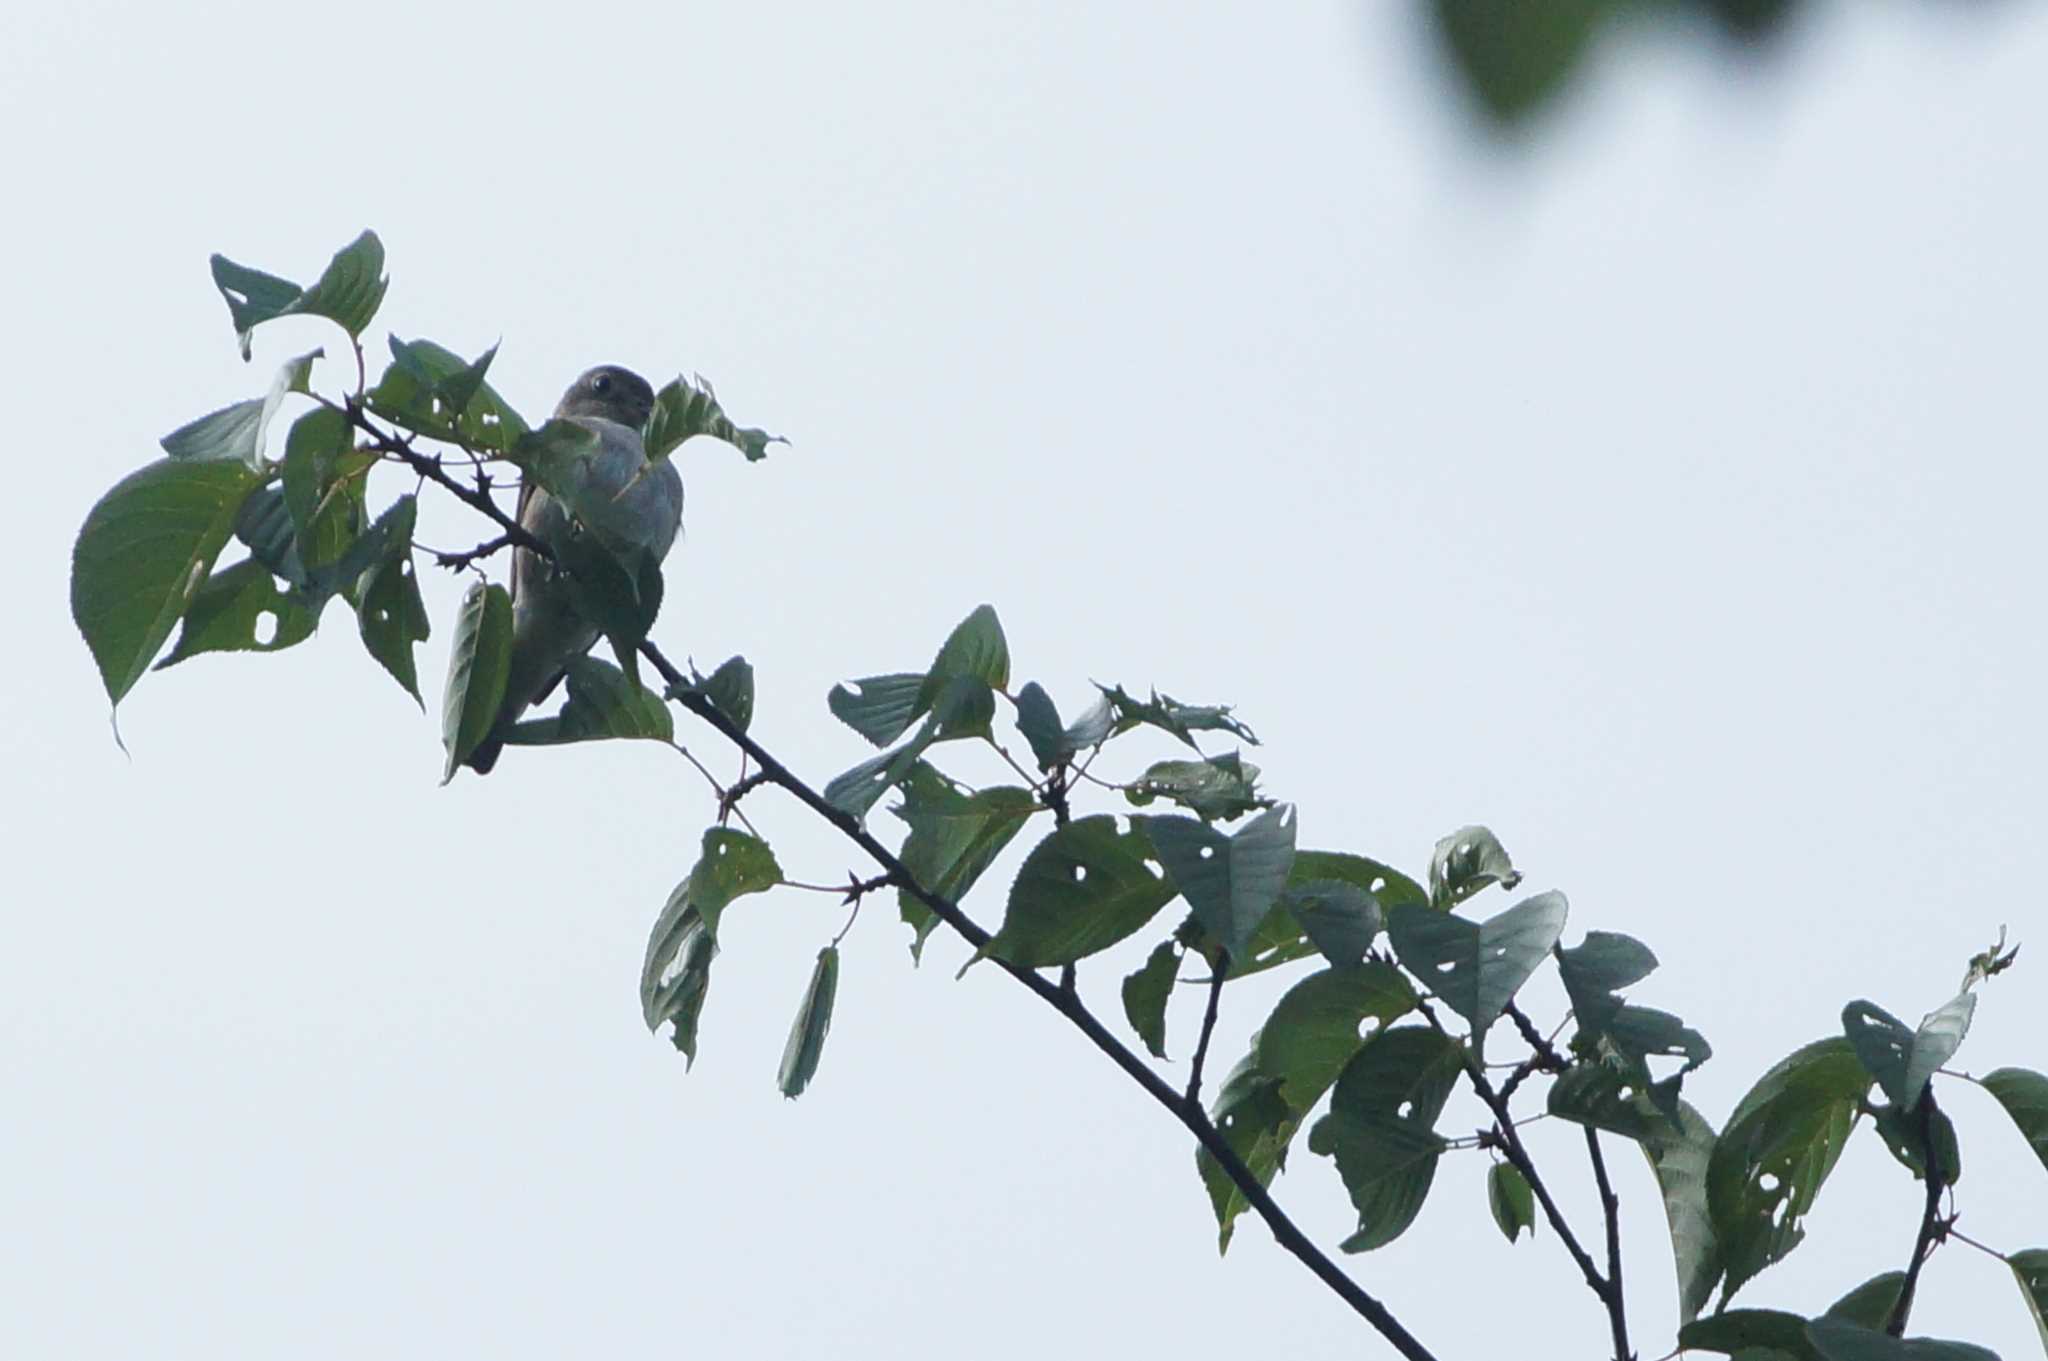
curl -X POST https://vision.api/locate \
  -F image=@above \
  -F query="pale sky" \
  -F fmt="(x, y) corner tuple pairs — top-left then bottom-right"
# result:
(6, 4), (2045, 1358)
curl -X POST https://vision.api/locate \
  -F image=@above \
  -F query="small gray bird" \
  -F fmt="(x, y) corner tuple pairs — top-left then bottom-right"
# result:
(466, 365), (684, 774)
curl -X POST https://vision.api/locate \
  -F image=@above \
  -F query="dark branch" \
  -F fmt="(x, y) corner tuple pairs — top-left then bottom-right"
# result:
(720, 770), (772, 822)
(1584, 1128), (1632, 1361)
(1885, 1087), (1949, 1336)
(639, 638), (1440, 1361)
(1186, 964), (1227, 1106)
(433, 531), (519, 572)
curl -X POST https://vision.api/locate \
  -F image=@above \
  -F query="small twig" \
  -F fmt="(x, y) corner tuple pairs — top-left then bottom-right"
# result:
(720, 770), (772, 824)
(1885, 1087), (1950, 1336)
(433, 531), (520, 572)
(1946, 1226), (2008, 1262)
(1584, 1128), (1631, 1361)
(1186, 962), (1228, 1106)
(987, 740), (1043, 793)
(667, 743), (760, 838)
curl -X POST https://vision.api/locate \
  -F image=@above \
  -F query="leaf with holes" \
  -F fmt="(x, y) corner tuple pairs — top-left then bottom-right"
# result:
(691, 656), (755, 734)
(1824, 1273), (1908, 1331)
(154, 559), (318, 668)
(1307, 1026), (1465, 1253)
(1125, 752), (1270, 822)
(1281, 880), (1382, 969)
(1096, 682), (1257, 748)
(1121, 939), (1179, 1059)
(641, 905), (716, 1066)
(1428, 824), (1521, 909)
(1804, 1317), (2000, 1361)
(439, 582), (513, 782)
(1843, 992), (1975, 1110)
(211, 231), (387, 357)
(1141, 806), (1297, 965)
(778, 946), (839, 1099)
(661, 827), (782, 944)
(646, 372), (783, 464)
(1386, 890), (1568, 1038)
(1557, 930), (1659, 1036)
(890, 765), (1036, 962)
(1708, 1037), (1872, 1305)
(1870, 1099), (1962, 1188)
(72, 458), (268, 710)
(2009, 1248), (2048, 1353)
(824, 731), (937, 823)
(368, 336), (531, 454)
(1488, 1162), (1536, 1243)
(1549, 1062), (1673, 1143)
(1255, 962), (1419, 1112)
(356, 523), (429, 706)
(983, 816), (1177, 969)
(829, 672), (926, 747)
(1195, 1052), (1293, 1252)
(1982, 1067), (2048, 1177)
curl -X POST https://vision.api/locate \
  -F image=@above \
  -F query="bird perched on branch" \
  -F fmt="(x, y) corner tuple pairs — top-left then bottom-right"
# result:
(466, 364), (684, 774)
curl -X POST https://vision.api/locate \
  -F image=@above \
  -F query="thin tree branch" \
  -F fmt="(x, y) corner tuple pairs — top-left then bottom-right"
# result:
(639, 638), (1440, 1361)
(433, 531), (519, 572)
(1885, 1087), (1949, 1337)
(1584, 1127), (1632, 1361)
(1186, 964), (1227, 1106)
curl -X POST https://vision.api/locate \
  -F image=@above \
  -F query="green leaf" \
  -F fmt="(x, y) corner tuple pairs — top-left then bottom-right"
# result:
(1549, 1062), (1673, 1142)
(161, 350), (322, 471)
(1195, 1053), (1293, 1252)
(2008, 1248), (2048, 1354)
(367, 336), (531, 454)
(1805, 1317), (2000, 1361)
(211, 231), (386, 357)
(1125, 752), (1271, 821)
(232, 485), (304, 585)
(918, 605), (1010, 710)
(1385, 890), (1568, 1038)
(355, 507), (429, 706)
(1642, 1098), (1724, 1323)
(890, 765), (1036, 962)
(1678, 1309), (1822, 1361)
(1096, 682), (1257, 749)
(1429, 0), (1610, 127)
(983, 816), (1177, 968)
(1824, 1273), (1908, 1330)
(829, 672), (927, 747)
(1257, 962), (1419, 1111)
(72, 458), (267, 709)
(778, 946), (839, 1099)
(1844, 992), (1977, 1109)
(1428, 824), (1521, 908)
(693, 656), (755, 734)
(1557, 930), (1659, 1036)
(1013, 682), (1067, 769)
(432, 340), (499, 422)
(1870, 1099), (1962, 1188)
(1281, 880), (1382, 968)
(645, 372), (783, 463)
(1708, 1037), (1872, 1304)
(154, 559), (318, 667)
(640, 904), (716, 1066)
(1121, 939), (1179, 1059)
(439, 581), (513, 782)
(657, 827), (783, 944)
(280, 405), (368, 570)
(1488, 1162), (1536, 1243)
(1141, 806), (1297, 964)
(1307, 1026), (1465, 1252)
(1983, 1067), (2048, 1177)
(505, 656), (673, 745)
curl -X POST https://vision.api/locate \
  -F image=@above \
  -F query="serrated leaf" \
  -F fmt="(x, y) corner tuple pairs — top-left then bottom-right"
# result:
(1549, 1062), (1673, 1142)
(1982, 1067), (2048, 1177)
(1014, 681), (1067, 769)
(918, 605), (1009, 711)
(778, 946), (839, 1099)
(984, 816), (1177, 968)
(439, 581), (513, 782)
(829, 672), (926, 747)
(72, 458), (267, 709)
(1708, 1037), (1872, 1305)
(890, 765), (1037, 962)
(1386, 890), (1568, 1037)
(1196, 1053), (1293, 1252)
(280, 405), (367, 569)
(694, 656), (755, 734)
(1141, 806), (1297, 964)
(1844, 993), (1977, 1110)
(640, 905), (716, 1066)
(232, 485), (304, 584)
(356, 509), (429, 706)
(1125, 752), (1270, 821)
(1256, 962), (1419, 1112)
(211, 231), (386, 357)
(1096, 682), (1257, 748)
(645, 372), (783, 463)
(1824, 1273), (1908, 1330)
(367, 336), (531, 454)
(432, 341), (498, 422)
(161, 400), (265, 464)
(1307, 1025), (1465, 1252)
(1428, 824), (1521, 908)
(2008, 1248), (2048, 1353)
(1121, 939), (1179, 1059)
(658, 827), (783, 944)
(1805, 1317), (2000, 1361)
(1642, 1097), (1723, 1323)
(507, 655), (674, 745)
(823, 724), (939, 823)
(1557, 930), (1659, 1036)
(154, 559), (319, 667)
(1281, 880), (1382, 969)
(1870, 1099), (1962, 1188)
(1488, 1162), (1536, 1243)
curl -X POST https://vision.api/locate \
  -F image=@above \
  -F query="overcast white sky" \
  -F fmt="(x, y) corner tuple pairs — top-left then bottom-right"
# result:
(6, 3), (2045, 1358)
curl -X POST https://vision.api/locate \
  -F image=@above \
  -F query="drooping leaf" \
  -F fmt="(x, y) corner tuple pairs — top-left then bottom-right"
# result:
(1824, 1273), (1908, 1331)
(659, 827), (783, 944)
(778, 946), (840, 1098)
(1843, 993), (1977, 1110)
(72, 458), (267, 709)
(645, 372), (783, 463)
(154, 559), (319, 667)
(1642, 1097), (1723, 1323)
(1488, 1162), (1536, 1243)
(279, 405), (368, 569)
(1982, 1067), (2048, 1177)
(1428, 824), (1521, 908)
(504, 656), (673, 746)
(1708, 1037), (1872, 1304)
(1125, 752), (1270, 821)
(1678, 1309), (1823, 1361)
(439, 581), (513, 782)
(890, 764), (1037, 962)
(1385, 890), (1568, 1038)
(1196, 1052), (1293, 1252)
(232, 485), (304, 585)
(1141, 806), (1297, 964)
(1870, 1099), (1962, 1188)
(640, 905), (716, 1066)
(1096, 682), (1257, 749)
(1429, 0), (1610, 127)
(983, 816), (1177, 969)
(355, 512), (430, 706)
(829, 672), (927, 747)
(301, 492), (412, 613)
(1549, 1062), (1673, 1143)
(823, 731), (937, 823)
(210, 231), (387, 358)
(2008, 1248), (2048, 1353)
(1121, 939), (1179, 1059)
(160, 349), (321, 471)
(692, 655), (755, 734)
(1804, 1317), (2000, 1361)
(367, 336), (531, 454)
(1307, 1026), (1465, 1252)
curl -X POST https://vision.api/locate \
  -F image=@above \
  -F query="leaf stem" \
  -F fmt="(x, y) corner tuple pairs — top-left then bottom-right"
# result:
(1186, 962), (1227, 1106)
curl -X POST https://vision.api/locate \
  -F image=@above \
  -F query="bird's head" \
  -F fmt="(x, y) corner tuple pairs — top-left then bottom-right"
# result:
(555, 364), (657, 431)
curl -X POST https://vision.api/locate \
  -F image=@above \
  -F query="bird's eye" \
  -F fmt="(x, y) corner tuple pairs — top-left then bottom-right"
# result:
(591, 372), (613, 395)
